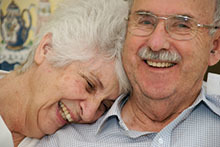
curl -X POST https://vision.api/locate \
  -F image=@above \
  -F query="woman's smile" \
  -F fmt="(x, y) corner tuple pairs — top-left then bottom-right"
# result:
(57, 101), (81, 125)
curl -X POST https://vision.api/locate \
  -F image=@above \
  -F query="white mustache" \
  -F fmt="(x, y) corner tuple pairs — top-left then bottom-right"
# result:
(138, 46), (182, 62)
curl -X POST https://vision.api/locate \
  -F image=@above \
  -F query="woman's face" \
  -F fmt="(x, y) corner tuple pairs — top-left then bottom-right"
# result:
(26, 57), (119, 138)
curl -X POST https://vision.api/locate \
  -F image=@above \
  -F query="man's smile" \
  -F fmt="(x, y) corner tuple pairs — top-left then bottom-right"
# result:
(145, 60), (176, 68)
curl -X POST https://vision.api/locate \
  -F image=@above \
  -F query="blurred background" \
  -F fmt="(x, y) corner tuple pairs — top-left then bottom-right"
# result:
(0, 0), (62, 70)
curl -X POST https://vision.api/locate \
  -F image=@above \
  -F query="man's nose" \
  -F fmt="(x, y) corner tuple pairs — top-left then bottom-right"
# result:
(147, 22), (170, 51)
(79, 97), (103, 122)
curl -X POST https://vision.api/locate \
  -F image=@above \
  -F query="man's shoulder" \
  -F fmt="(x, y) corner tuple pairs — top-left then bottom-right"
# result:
(206, 72), (220, 95)
(37, 123), (97, 146)
(37, 115), (121, 147)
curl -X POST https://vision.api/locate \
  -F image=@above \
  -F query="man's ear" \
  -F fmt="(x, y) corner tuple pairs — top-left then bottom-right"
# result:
(34, 33), (53, 65)
(208, 30), (220, 66)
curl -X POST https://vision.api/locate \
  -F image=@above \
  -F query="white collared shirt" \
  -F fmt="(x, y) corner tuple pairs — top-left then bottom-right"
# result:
(0, 116), (14, 147)
(0, 70), (13, 147)
(37, 80), (220, 147)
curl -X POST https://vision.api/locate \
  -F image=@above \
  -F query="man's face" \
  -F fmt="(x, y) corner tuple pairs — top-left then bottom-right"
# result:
(123, 0), (218, 100)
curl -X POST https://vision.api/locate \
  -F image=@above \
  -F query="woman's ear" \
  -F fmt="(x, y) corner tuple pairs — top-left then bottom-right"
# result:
(34, 33), (53, 65)
(208, 30), (220, 66)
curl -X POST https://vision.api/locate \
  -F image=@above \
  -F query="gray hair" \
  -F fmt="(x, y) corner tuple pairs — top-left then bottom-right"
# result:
(209, 0), (220, 34)
(125, 0), (133, 11)
(214, 0), (220, 23)
(18, 0), (131, 93)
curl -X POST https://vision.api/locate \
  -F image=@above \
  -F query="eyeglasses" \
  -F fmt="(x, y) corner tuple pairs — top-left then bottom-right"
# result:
(127, 11), (220, 41)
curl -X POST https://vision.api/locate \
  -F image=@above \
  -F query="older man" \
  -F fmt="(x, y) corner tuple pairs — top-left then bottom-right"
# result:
(37, 0), (220, 146)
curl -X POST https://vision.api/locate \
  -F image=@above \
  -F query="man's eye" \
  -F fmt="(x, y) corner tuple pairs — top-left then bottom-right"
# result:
(171, 21), (192, 33)
(172, 17), (193, 30)
(138, 17), (154, 26)
(177, 23), (191, 29)
(140, 20), (152, 25)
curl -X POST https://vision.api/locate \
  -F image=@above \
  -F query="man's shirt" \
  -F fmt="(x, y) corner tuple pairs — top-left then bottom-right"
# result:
(37, 83), (220, 147)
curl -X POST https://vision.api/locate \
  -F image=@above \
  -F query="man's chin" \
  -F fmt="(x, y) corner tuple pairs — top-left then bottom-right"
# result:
(142, 89), (175, 100)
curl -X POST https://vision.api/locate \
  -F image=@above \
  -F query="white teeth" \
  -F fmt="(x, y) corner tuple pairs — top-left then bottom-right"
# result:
(147, 61), (174, 68)
(59, 101), (73, 123)
(66, 114), (73, 122)
(63, 107), (67, 111)
(60, 110), (65, 118)
(64, 110), (68, 115)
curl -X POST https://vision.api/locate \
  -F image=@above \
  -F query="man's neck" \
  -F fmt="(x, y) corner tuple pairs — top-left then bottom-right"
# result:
(121, 91), (199, 132)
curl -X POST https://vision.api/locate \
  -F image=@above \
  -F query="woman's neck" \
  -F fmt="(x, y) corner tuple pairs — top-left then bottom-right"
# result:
(0, 71), (30, 146)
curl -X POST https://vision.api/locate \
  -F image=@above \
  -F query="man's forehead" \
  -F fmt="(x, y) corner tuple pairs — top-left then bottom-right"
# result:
(131, 0), (216, 21)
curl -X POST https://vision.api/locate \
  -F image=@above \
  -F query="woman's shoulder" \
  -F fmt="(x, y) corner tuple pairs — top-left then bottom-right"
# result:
(18, 137), (40, 147)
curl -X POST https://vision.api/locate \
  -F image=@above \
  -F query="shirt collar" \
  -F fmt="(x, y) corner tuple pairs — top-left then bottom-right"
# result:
(96, 82), (220, 134)
(202, 82), (220, 116)
(96, 93), (128, 134)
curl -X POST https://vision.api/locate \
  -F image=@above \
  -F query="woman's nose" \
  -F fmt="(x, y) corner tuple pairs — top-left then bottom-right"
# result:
(79, 97), (104, 122)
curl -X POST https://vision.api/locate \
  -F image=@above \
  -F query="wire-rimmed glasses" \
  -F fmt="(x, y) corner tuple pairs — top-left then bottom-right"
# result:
(127, 11), (220, 41)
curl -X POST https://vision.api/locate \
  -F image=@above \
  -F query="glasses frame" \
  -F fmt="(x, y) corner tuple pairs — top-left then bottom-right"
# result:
(127, 11), (220, 41)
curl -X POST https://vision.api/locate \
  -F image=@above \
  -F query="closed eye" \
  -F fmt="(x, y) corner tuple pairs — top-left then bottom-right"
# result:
(80, 73), (97, 94)
(86, 79), (96, 93)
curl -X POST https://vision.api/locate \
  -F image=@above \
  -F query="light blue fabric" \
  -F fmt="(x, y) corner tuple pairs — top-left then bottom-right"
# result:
(37, 83), (220, 147)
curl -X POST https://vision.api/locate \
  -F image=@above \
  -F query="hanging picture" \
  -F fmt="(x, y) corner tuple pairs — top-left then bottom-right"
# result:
(0, 0), (62, 71)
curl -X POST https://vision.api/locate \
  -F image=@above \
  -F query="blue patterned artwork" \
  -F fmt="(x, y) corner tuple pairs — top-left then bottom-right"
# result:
(0, 0), (51, 71)
(1, 1), (32, 50)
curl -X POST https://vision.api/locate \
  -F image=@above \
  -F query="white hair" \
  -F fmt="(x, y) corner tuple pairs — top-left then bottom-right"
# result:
(125, 0), (134, 11)
(18, 0), (131, 93)
(207, 0), (220, 34)
(214, 0), (220, 23)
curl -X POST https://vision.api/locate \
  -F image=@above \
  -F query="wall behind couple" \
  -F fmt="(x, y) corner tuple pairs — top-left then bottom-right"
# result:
(0, 0), (219, 80)
(0, 0), (62, 71)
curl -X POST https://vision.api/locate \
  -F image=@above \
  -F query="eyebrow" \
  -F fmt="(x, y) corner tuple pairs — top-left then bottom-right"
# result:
(135, 10), (193, 19)
(134, 10), (152, 15)
(136, 10), (151, 13)
(176, 14), (193, 19)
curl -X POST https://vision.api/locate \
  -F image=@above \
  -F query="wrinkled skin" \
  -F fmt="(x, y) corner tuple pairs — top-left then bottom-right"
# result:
(122, 0), (220, 131)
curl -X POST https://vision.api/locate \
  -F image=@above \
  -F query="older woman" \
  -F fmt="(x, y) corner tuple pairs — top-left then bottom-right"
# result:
(0, 0), (130, 146)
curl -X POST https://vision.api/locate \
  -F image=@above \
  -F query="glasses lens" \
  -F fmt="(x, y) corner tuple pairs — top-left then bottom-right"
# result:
(129, 13), (156, 36)
(166, 16), (197, 40)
